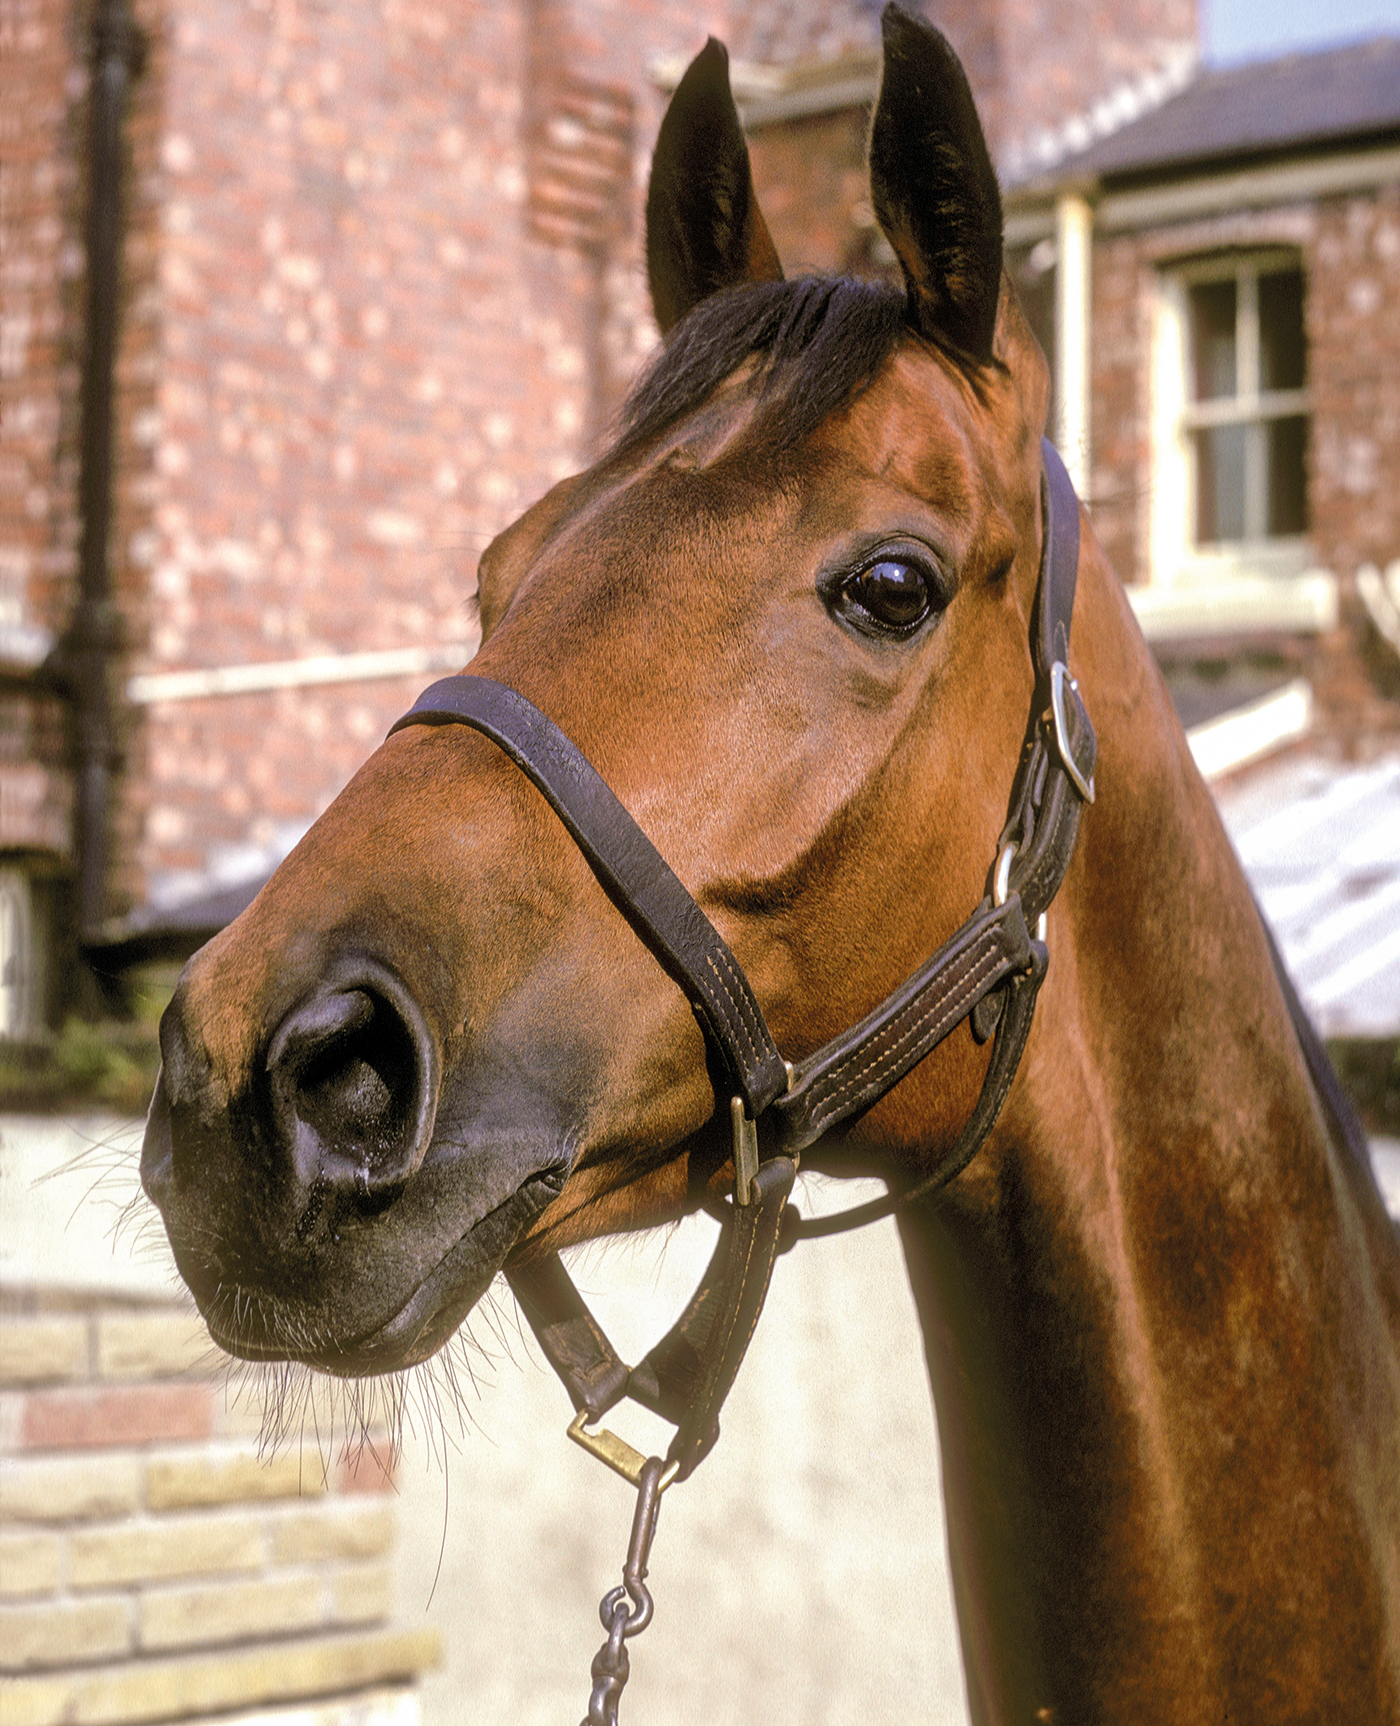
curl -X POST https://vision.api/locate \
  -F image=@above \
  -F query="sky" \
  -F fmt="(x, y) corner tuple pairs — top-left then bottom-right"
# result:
(1204, 0), (1400, 61)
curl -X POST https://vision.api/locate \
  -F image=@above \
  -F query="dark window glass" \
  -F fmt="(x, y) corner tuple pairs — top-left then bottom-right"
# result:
(1189, 279), (1236, 400)
(1194, 424), (1247, 543)
(1259, 270), (1306, 391)
(1267, 415), (1309, 535)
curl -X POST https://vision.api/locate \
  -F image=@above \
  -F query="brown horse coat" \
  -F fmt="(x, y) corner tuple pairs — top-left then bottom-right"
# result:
(143, 8), (1400, 1719)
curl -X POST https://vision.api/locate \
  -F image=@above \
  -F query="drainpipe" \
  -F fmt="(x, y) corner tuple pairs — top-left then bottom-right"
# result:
(1053, 188), (1093, 496)
(63, 0), (145, 945)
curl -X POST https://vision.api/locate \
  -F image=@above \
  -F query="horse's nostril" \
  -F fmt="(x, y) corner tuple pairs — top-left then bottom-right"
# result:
(267, 964), (439, 1204)
(295, 992), (417, 1167)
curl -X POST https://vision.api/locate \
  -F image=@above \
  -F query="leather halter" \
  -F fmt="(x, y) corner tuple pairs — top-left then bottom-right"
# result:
(389, 435), (1096, 1483)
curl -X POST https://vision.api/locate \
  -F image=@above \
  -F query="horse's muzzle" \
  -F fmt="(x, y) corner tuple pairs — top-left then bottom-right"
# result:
(141, 952), (441, 1253)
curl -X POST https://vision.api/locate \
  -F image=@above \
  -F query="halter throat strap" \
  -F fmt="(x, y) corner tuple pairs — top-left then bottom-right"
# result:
(388, 436), (1095, 1479)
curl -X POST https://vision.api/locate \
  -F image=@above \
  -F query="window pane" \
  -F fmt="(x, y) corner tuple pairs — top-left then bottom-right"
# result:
(1267, 414), (1309, 535)
(1194, 424), (1246, 543)
(1189, 279), (1236, 400)
(1259, 270), (1306, 391)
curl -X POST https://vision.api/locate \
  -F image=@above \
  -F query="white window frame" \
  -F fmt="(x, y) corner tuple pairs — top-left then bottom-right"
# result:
(1140, 250), (1335, 639)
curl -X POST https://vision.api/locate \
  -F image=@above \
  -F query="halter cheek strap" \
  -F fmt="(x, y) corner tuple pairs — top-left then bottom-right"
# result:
(389, 436), (1096, 1483)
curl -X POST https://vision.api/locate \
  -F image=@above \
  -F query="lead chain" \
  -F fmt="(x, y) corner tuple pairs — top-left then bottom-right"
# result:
(581, 1456), (666, 1726)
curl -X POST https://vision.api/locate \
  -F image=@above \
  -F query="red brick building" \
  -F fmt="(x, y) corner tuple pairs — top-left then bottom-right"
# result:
(1003, 39), (1400, 739)
(29, 0), (1400, 1039)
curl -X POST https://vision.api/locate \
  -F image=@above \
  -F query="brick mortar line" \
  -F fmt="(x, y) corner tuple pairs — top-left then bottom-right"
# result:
(0, 1626), (442, 1726)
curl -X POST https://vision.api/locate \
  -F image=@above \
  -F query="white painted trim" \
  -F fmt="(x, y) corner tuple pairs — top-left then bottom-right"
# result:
(1186, 677), (1313, 780)
(1054, 193), (1093, 493)
(1004, 143), (1400, 244)
(741, 76), (879, 129)
(1097, 144), (1400, 231)
(126, 640), (477, 705)
(649, 50), (881, 128)
(1128, 570), (1339, 639)
(1357, 560), (1400, 656)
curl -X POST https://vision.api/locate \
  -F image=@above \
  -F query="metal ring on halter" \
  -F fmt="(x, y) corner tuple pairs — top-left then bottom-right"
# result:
(993, 840), (1017, 908)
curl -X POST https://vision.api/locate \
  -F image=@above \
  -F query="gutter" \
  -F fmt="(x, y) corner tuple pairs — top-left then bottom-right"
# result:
(55, 0), (145, 945)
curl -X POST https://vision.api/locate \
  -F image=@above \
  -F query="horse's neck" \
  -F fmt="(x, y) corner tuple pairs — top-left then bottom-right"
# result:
(899, 540), (1400, 1725)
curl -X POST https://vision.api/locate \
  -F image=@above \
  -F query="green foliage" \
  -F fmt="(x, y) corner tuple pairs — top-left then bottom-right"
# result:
(0, 967), (172, 1115)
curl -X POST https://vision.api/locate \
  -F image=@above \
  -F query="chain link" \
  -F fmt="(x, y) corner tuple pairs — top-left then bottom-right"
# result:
(579, 1456), (665, 1726)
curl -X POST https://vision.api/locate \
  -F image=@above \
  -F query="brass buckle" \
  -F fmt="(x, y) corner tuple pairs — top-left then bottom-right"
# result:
(567, 1408), (680, 1492)
(1050, 661), (1095, 803)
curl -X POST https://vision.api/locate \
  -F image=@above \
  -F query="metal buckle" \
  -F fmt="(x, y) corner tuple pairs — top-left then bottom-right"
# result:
(993, 840), (1047, 949)
(993, 840), (1017, 907)
(568, 1408), (681, 1493)
(1050, 661), (1095, 804)
(731, 1095), (759, 1205)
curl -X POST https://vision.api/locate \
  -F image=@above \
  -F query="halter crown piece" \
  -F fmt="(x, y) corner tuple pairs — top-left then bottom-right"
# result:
(389, 437), (1097, 1724)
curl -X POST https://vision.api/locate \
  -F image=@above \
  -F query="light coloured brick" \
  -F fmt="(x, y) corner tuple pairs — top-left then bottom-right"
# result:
(146, 1446), (324, 1510)
(0, 1596), (131, 1670)
(271, 1503), (393, 1565)
(140, 1574), (322, 1651)
(0, 1454), (141, 1522)
(0, 1530), (63, 1598)
(0, 1629), (439, 1726)
(69, 1512), (264, 1588)
(0, 1319), (89, 1388)
(96, 1314), (215, 1382)
(328, 1562), (392, 1628)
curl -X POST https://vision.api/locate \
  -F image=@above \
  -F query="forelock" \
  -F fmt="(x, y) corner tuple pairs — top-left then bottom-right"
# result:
(614, 276), (908, 460)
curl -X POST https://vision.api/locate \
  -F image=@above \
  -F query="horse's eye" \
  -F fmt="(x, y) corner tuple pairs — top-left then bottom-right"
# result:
(846, 559), (933, 633)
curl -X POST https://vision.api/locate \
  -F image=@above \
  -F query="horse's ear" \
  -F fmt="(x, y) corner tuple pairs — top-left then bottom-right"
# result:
(869, 4), (1003, 363)
(645, 39), (784, 334)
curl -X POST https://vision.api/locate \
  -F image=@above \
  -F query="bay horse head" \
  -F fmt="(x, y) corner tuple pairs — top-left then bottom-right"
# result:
(142, 7), (1400, 1716)
(143, 3), (1050, 1376)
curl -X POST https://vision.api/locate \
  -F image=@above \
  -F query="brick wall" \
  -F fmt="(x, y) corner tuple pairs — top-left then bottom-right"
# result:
(0, 0), (83, 645)
(0, 0), (83, 870)
(749, 107), (890, 281)
(0, 1293), (438, 1726)
(8, 0), (1213, 933)
(1087, 223), (1154, 586)
(117, 0), (594, 914)
(1307, 182), (1400, 579)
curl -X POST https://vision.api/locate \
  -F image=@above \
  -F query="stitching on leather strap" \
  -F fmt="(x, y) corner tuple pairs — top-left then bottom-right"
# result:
(703, 950), (768, 1075)
(802, 940), (1006, 1135)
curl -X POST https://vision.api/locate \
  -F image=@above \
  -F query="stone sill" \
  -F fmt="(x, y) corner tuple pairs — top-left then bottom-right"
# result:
(1127, 571), (1339, 642)
(0, 1628), (440, 1726)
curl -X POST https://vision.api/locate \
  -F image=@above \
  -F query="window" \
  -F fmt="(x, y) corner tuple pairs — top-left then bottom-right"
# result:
(1183, 260), (1309, 546)
(1149, 252), (1317, 607)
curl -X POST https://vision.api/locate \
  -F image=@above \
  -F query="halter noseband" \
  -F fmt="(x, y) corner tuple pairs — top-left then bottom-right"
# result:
(389, 436), (1096, 1488)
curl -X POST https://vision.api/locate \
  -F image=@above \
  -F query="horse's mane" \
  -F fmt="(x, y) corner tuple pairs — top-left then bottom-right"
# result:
(615, 275), (908, 460)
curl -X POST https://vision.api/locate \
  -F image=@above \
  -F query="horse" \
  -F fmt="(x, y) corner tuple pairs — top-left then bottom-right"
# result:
(140, 7), (1400, 1720)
